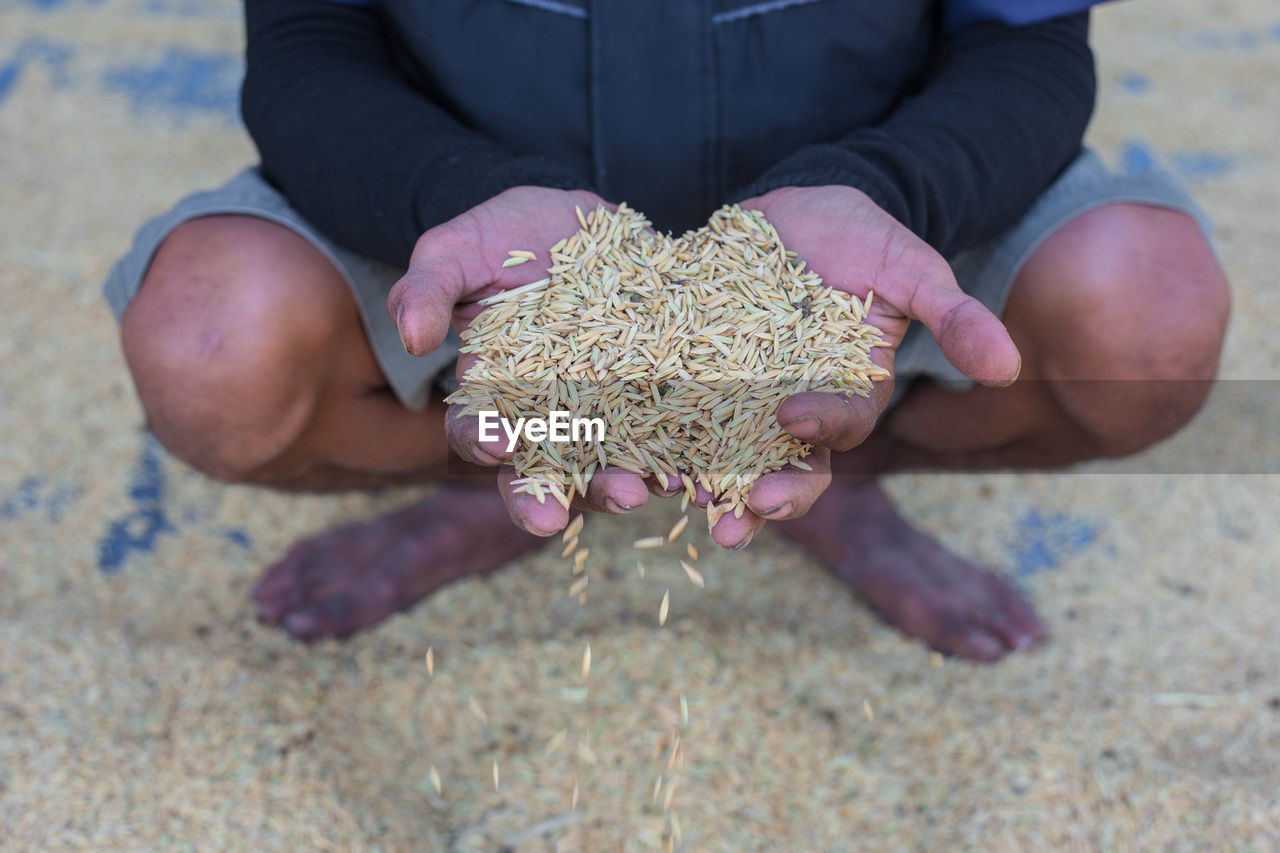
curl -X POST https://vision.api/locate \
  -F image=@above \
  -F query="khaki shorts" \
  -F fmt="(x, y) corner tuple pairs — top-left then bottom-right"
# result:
(103, 150), (1209, 410)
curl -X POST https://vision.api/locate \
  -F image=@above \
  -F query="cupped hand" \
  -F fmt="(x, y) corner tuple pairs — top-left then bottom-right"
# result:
(387, 186), (652, 536)
(703, 185), (1022, 549)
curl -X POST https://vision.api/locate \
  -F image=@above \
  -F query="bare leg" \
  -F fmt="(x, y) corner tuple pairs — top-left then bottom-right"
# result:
(121, 215), (542, 640)
(781, 204), (1230, 660)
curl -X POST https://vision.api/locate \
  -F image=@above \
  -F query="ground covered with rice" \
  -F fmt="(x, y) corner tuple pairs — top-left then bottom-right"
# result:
(2, 0), (1279, 849)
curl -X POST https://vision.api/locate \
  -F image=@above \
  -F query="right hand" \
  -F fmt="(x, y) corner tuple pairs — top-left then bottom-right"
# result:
(388, 186), (653, 536)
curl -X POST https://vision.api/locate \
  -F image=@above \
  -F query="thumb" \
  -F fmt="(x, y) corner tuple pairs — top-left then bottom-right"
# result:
(387, 261), (467, 357)
(386, 217), (486, 357)
(894, 265), (1022, 387)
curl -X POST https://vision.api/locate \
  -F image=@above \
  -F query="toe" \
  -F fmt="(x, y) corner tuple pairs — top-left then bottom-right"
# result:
(955, 629), (1008, 662)
(253, 556), (310, 623)
(283, 608), (324, 641)
(281, 592), (368, 642)
(987, 577), (1048, 647)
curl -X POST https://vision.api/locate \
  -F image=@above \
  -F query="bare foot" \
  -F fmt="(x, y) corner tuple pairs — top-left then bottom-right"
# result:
(253, 486), (541, 641)
(779, 480), (1046, 661)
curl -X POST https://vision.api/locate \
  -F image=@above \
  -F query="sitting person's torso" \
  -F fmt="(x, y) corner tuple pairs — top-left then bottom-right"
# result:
(378, 0), (939, 233)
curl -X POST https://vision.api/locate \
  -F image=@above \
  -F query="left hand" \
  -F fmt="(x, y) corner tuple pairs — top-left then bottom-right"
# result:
(704, 185), (1022, 549)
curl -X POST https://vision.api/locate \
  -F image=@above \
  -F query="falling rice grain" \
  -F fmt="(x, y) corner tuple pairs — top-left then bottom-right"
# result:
(680, 560), (704, 589)
(686, 543), (698, 561)
(863, 700), (875, 722)
(652, 774), (663, 805)
(634, 536), (665, 550)
(560, 537), (579, 558)
(573, 548), (590, 574)
(581, 642), (592, 679)
(493, 759), (500, 792)
(667, 515), (689, 542)
(679, 694), (689, 727)
(429, 765), (442, 796)
(659, 589), (670, 626)
(568, 575), (589, 598)
(563, 514), (584, 542)
(546, 728), (568, 755)
(425, 647), (434, 677)
(571, 778), (579, 811)
(469, 697), (489, 726)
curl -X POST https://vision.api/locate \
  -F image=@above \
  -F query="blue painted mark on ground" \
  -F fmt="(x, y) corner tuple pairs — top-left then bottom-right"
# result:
(0, 57), (20, 106)
(102, 47), (242, 121)
(140, 0), (240, 19)
(1120, 140), (1155, 175)
(1185, 29), (1261, 51)
(1009, 509), (1099, 578)
(0, 39), (76, 106)
(221, 527), (252, 549)
(7, 0), (109, 8)
(0, 477), (43, 519)
(1, 476), (82, 523)
(1118, 72), (1149, 95)
(98, 435), (175, 572)
(1172, 151), (1237, 179)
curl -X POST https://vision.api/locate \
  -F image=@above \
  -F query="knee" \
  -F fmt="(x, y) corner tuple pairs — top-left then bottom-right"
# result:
(120, 216), (353, 481)
(1016, 204), (1231, 455)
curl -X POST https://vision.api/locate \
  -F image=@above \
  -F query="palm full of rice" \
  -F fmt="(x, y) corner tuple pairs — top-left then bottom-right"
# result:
(446, 203), (890, 528)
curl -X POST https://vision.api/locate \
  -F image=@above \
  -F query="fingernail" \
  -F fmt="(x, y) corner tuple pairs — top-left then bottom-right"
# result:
(607, 497), (638, 513)
(757, 501), (793, 518)
(780, 415), (821, 438)
(470, 441), (505, 465)
(515, 516), (547, 537)
(1000, 353), (1022, 388)
(396, 302), (411, 353)
(729, 531), (756, 551)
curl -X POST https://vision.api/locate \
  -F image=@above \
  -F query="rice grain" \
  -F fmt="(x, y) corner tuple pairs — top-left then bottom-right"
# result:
(429, 765), (442, 796)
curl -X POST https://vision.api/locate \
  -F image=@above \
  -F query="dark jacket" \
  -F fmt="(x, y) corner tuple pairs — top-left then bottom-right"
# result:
(243, 0), (1095, 266)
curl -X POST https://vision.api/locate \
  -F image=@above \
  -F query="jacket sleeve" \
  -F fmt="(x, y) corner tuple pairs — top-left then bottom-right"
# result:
(241, 0), (594, 267)
(735, 13), (1096, 258)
